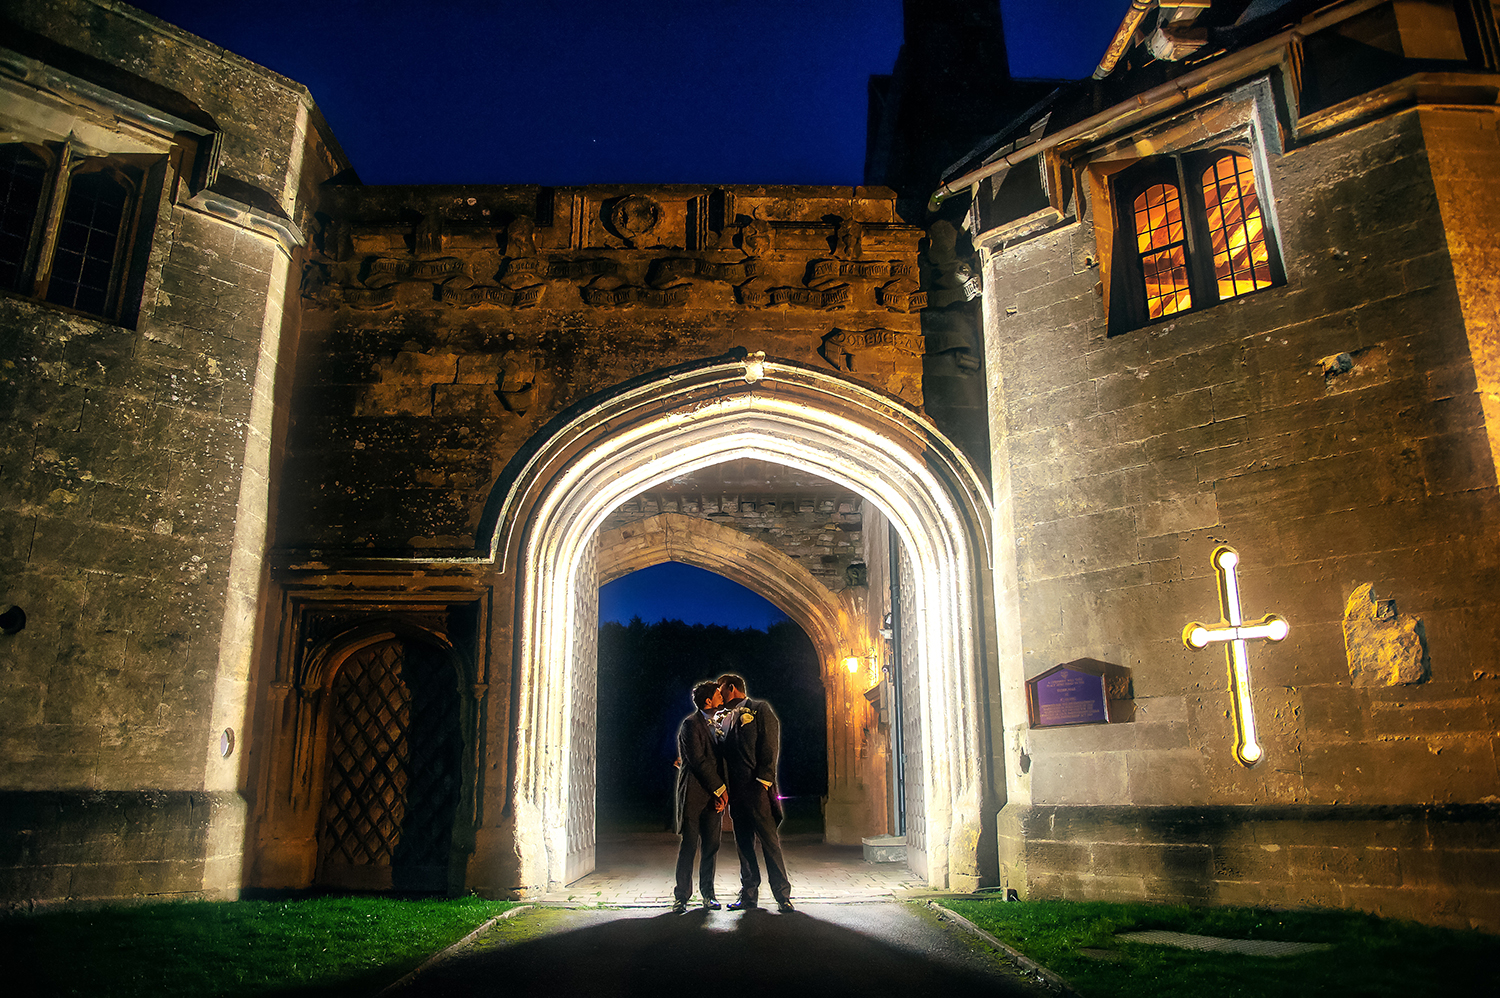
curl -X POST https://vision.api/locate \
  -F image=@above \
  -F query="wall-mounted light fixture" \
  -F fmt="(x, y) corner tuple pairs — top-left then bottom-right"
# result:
(844, 656), (860, 674)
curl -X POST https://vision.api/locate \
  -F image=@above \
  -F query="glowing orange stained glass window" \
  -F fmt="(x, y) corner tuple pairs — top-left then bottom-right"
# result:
(1132, 183), (1191, 318)
(1201, 154), (1273, 300)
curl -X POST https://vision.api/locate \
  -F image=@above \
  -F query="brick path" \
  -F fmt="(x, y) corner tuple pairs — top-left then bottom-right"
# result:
(539, 832), (927, 904)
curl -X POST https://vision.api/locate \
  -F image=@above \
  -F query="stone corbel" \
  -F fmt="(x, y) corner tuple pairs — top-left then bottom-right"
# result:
(496, 360), (537, 415)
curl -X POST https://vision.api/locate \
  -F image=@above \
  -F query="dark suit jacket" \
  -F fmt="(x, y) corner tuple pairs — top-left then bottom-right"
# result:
(721, 696), (784, 823)
(674, 709), (726, 834)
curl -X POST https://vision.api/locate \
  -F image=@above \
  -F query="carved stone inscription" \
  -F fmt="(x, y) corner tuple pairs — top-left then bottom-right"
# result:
(820, 327), (924, 371)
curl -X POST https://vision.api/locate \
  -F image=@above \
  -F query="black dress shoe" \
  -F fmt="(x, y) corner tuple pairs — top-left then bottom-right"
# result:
(670, 899), (688, 914)
(776, 898), (795, 913)
(726, 898), (758, 911)
(701, 897), (722, 910)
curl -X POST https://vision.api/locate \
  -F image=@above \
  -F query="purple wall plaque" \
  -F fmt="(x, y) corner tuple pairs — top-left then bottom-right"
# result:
(1027, 664), (1110, 727)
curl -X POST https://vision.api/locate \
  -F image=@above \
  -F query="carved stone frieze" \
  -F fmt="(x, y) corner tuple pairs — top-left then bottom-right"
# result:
(605, 194), (663, 247)
(548, 258), (623, 281)
(440, 282), (546, 308)
(739, 220), (773, 257)
(877, 277), (927, 312)
(581, 278), (691, 307)
(500, 256), (547, 279)
(505, 216), (538, 257)
(647, 257), (761, 287)
(365, 256), (466, 281)
(736, 278), (850, 309)
(340, 285), (398, 309)
(806, 258), (912, 289)
(834, 218), (864, 259)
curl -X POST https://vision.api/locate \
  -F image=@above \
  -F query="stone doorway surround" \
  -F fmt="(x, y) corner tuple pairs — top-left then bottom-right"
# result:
(488, 351), (997, 896)
(250, 613), (485, 892)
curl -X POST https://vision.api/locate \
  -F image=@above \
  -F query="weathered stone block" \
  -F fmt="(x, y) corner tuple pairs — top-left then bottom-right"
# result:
(1018, 508), (1137, 582)
(1343, 583), (1428, 687)
(1137, 494), (1219, 538)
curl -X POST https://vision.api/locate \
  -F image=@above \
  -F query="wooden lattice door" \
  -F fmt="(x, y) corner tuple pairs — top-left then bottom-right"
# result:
(316, 638), (462, 891)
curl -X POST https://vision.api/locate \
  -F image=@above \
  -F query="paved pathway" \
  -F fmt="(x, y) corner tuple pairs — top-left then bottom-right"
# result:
(387, 902), (1051, 997)
(541, 832), (927, 905)
(385, 834), (1048, 996)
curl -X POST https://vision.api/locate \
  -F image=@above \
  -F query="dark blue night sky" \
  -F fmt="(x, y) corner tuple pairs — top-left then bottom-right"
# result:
(126, 1), (1123, 186)
(598, 562), (789, 629)
(125, 0), (1124, 629)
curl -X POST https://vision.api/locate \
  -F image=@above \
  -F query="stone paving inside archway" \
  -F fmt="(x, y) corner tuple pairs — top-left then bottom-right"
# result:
(539, 833), (927, 904)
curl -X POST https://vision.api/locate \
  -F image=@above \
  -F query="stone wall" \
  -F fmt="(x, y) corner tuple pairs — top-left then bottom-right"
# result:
(982, 93), (1500, 926)
(0, 791), (243, 909)
(0, 0), (347, 908)
(1014, 804), (1500, 931)
(282, 185), (924, 554)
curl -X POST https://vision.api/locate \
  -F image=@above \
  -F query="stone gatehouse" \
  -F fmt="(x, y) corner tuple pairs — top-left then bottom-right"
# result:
(2, 0), (1498, 930)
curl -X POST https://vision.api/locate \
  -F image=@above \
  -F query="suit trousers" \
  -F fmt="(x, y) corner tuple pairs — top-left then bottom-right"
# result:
(674, 805), (722, 902)
(729, 783), (790, 902)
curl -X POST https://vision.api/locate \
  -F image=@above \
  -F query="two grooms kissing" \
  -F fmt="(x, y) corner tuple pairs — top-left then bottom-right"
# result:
(673, 673), (793, 914)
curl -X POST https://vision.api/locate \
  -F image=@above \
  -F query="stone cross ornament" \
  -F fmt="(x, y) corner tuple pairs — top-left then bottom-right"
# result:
(1182, 545), (1288, 767)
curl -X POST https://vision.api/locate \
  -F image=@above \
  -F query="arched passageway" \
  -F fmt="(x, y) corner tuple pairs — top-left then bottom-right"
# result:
(595, 514), (878, 844)
(492, 353), (995, 893)
(596, 512), (857, 668)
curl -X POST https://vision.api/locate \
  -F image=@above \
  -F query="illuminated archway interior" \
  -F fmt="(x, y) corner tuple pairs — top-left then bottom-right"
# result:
(499, 356), (993, 894)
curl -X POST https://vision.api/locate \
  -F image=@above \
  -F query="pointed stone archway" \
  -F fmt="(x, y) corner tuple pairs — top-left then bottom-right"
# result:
(490, 352), (995, 894)
(594, 511), (859, 667)
(594, 510), (880, 843)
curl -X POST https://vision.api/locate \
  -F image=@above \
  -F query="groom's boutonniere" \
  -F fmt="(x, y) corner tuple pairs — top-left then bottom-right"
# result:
(740, 710), (755, 723)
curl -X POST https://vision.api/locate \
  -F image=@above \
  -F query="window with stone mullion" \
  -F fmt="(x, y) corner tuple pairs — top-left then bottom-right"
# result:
(1111, 147), (1280, 333)
(45, 171), (129, 316)
(0, 145), (48, 292)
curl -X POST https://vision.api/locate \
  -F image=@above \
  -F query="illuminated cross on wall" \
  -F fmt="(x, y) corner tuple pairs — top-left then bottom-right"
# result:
(1181, 546), (1288, 767)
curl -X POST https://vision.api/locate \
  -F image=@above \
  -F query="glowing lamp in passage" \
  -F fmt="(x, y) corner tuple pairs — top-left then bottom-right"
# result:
(844, 656), (860, 674)
(1181, 545), (1288, 768)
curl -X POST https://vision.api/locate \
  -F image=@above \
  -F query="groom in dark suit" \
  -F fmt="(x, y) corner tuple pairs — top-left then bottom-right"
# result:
(673, 680), (728, 913)
(717, 673), (793, 912)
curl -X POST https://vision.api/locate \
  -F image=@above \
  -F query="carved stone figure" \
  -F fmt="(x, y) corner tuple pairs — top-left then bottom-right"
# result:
(506, 216), (538, 257)
(740, 220), (772, 258)
(607, 194), (662, 247)
(834, 218), (864, 260)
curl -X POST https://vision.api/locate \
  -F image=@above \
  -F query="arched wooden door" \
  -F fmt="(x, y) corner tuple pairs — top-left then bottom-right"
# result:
(315, 638), (462, 891)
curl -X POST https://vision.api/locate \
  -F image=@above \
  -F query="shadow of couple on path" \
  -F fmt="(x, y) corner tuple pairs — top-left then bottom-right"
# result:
(375, 904), (1041, 998)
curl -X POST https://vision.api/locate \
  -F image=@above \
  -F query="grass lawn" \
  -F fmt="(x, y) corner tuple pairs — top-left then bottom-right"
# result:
(3, 894), (514, 997)
(939, 898), (1500, 998)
